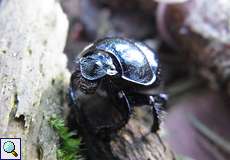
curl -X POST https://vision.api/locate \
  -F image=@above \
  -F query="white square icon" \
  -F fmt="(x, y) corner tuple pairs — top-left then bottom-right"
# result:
(0, 138), (21, 160)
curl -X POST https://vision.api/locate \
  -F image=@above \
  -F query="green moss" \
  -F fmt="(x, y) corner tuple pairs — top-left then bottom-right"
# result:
(49, 115), (83, 160)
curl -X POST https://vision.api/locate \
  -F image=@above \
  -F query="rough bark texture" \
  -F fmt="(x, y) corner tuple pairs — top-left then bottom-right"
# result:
(0, 0), (69, 159)
(71, 99), (174, 160)
(110, 117), (174, 160)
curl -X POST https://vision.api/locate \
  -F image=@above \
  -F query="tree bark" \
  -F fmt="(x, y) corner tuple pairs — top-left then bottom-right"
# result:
(110, 117), (174, 160)
(0, 0), (69, 159)
(71, 97), (175, 160)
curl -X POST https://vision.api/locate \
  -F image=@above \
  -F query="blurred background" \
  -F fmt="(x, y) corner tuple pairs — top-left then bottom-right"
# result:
(61, 0), (230, 159)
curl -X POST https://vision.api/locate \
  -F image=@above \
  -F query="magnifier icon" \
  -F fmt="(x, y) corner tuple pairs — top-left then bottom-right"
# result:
(3, 141), (18, 157)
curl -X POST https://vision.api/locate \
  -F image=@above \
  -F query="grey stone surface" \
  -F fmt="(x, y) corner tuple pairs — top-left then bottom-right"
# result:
(0, 0), (69, 159)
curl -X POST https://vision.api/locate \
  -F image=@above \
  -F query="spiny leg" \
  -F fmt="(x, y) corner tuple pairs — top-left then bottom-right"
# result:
(105, 80), (133, 129)
(126, 92), (168, 133)
(149, 94), (168, 132)
(118, 91), (132, 116)
(112, 90), (133, 128)
(150, 101), (160, 132)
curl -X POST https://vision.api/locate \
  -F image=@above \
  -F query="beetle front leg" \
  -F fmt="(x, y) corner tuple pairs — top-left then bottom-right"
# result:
(118, 91), (132, 115)
(116, 90), (133, 127)
(68, 87), (78, 106)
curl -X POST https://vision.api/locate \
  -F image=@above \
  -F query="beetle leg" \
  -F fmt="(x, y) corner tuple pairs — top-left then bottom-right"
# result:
(128, 93), (160, 132)
(150, 101), (160, 133)
(149, 94), (168, 132)
(151, 94), (168, 109)
(118, 91), (132, 123)
(126, 92), (168, 133)
(117, 90), (132, 116)
(68, 87), (78, 106)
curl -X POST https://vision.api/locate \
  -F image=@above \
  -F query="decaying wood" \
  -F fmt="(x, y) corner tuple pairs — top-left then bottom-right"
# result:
(110, 117), (174, 160)
(0, 0), (69, 159)
(71, 96), (174, 160)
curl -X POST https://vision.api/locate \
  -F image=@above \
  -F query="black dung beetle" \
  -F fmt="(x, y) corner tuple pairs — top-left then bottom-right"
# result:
(69, 37), (167, 135)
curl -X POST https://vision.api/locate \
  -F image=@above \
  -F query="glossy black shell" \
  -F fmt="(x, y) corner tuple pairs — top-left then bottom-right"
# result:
(79, 37), (159, 86)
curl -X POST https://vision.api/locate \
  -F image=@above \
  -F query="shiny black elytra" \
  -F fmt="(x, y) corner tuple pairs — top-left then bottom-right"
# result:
(69, 37), (167, 134)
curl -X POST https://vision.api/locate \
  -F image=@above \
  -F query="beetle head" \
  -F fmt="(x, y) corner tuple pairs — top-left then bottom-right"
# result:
(80, 52), (118, 81)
